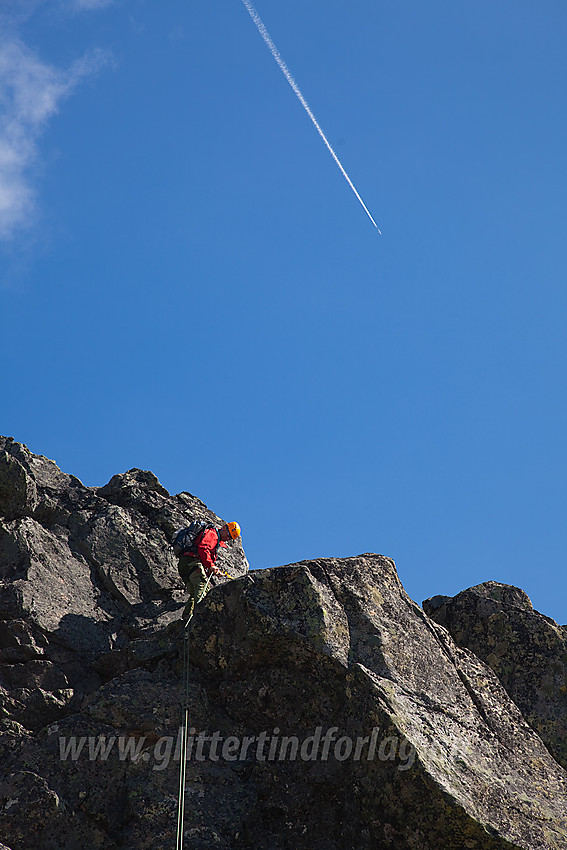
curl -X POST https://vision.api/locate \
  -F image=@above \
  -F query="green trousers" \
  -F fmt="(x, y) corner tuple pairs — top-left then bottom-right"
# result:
(178, 556), (211, 623)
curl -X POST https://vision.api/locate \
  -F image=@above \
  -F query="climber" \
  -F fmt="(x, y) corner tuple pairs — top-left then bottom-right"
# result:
(178, 522), (241, 625)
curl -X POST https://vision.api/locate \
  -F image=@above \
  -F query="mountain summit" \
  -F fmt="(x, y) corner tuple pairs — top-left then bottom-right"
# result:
(1, 438), (566, 849)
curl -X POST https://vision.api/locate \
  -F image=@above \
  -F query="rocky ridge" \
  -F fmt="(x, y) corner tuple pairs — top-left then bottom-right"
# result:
(0, 438), (566, 850)
(424, 582), (567, 773)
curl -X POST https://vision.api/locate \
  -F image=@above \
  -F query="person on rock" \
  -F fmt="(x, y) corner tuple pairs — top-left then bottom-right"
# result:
(178, 522), (241, 625)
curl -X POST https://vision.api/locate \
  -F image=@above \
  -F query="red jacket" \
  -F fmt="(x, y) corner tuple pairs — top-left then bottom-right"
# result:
(196, 527), (227, 575)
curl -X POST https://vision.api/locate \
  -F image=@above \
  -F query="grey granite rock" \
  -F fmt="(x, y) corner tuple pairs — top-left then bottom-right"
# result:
(1, 439), (566, 850)
(0, 437), (247, 737)
(424, 580), (567, 771)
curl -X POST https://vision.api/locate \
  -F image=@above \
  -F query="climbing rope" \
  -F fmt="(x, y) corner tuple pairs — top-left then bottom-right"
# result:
(175, 571), (213, 850)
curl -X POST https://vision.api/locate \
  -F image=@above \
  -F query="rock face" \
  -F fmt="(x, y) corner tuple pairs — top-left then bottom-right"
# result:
(1, 438), (566, 850)
(423, 581), (567, 772)
(0, 436), (248, 734)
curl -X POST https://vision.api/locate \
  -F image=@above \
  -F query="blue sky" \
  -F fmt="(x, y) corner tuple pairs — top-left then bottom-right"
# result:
(1, 0), (566, 623)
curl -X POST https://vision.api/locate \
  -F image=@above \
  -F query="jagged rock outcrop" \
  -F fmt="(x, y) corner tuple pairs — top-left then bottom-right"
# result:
(0, 436), (248, 736)
(424, 581), (567, 772)
(1, 439), (566, 850)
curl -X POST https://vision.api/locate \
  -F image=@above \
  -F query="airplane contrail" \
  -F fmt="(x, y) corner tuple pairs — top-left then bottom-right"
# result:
(240, 0), (381, 235)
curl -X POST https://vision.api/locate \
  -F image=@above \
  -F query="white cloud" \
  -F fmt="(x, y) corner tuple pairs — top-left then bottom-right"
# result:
(0, 38), (109, 240)
(68, 0), (114, 9)
(81, 0), (113, 7)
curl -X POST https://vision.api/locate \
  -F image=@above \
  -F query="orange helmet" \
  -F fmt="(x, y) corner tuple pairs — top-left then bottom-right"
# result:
(227, 521), (241, 539)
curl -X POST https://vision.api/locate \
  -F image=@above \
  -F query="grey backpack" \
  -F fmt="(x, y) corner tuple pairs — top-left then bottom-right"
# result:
(171, 520), (210, 557)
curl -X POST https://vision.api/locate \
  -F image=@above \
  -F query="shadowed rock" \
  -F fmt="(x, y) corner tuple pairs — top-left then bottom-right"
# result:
(0, 437), (248, 734)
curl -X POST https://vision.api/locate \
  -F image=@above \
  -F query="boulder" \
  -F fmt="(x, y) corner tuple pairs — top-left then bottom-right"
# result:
(183, 558), (567, 850)
(423, 580), (567, 770)
(0, 451), (38, 520)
